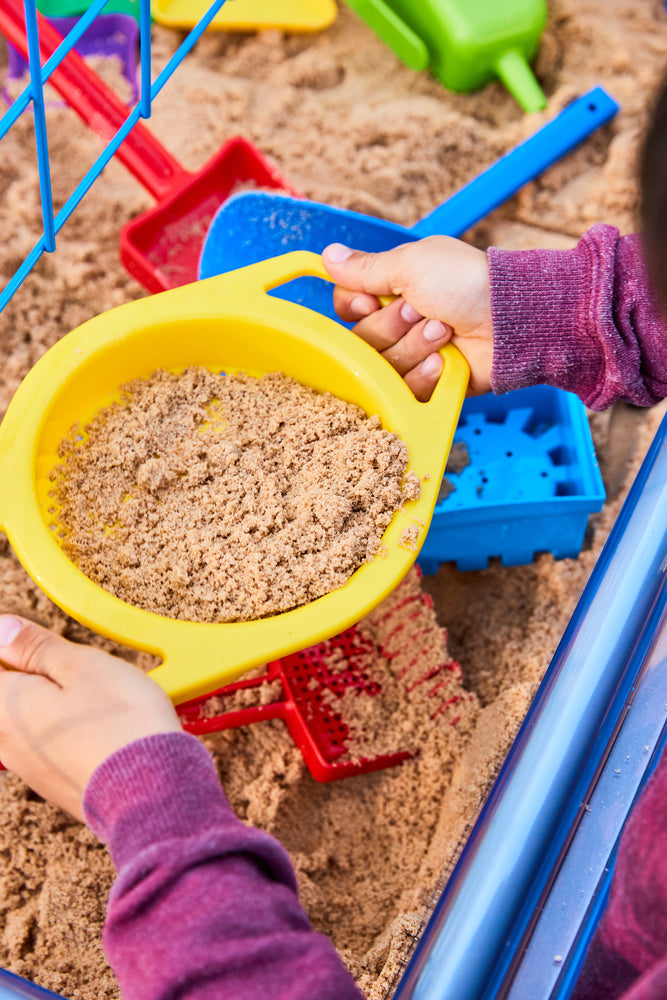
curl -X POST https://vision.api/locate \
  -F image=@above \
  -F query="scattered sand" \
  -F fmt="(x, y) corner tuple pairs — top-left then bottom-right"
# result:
(49, 367), (418, 623)
(0, 1), (666, 997)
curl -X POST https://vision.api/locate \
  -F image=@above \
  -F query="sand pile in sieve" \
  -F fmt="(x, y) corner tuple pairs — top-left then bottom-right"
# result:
(48, 366), (421, 623)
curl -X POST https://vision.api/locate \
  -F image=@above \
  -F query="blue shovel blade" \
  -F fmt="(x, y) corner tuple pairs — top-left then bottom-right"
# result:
(198, 191), (420, 325)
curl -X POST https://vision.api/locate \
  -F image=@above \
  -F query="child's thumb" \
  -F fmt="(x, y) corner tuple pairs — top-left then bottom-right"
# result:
(0, 616), (74, 683)
(323, 243), (400, 296)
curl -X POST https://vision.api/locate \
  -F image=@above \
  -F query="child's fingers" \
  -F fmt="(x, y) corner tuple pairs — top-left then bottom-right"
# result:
(332, 285), (381, 323)
(380, 317), (451, 375)
(0, 616), (24, 656)
(348, 296), (425, 352)
(403, 355), (444, 402)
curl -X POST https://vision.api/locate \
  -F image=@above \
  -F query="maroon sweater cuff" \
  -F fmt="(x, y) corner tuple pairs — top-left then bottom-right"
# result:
(83, 731), (237, 870)
(488, 224), (667, 411)
(488, 237), (606, 400)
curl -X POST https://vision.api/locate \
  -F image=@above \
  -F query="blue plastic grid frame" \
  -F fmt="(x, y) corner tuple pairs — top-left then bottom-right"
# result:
(0, 0), (230, 313)
(418, 385), (606, 574)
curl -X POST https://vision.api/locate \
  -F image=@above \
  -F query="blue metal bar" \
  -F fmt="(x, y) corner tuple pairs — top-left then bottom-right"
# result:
(0, 965), (65, 997)
(31, 0), (107, 73)
(508, 595), (667, 1000)
(24, 0), (55, 250)
(52, 0), (230, 230)
(41, 0), (108, 56)
(0, 240), (45, 313)
(53, 103), (149, 227)
(0, 77), (33, 137)
(150, 0), (228, 100)
(139, 0), (151, 118)
(393, 413), (667, 1000)
(0, 0), (109, 141)
(0, 80), (34, 135)
(0, 0), (230, 312)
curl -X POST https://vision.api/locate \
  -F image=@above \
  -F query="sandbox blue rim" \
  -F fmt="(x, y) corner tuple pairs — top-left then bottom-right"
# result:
(0, 967), (65, 998)
(394, 411), (667, 1000)
(0, 0), (231, 313)
(508, 597), (667, 1000)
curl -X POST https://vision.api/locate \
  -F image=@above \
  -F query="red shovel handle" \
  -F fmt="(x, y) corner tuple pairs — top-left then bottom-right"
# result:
(180, 701), (287, 735)
(0, 0), (189, 201)
(176, 664), (289, 734)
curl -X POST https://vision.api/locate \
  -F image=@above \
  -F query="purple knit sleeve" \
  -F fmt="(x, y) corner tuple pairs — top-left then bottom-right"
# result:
(83, 731), (365, 1000)
(488, 224), (667, 410)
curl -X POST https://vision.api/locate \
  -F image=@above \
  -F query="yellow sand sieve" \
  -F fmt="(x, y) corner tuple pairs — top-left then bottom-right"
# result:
(0, 252), (469, 704)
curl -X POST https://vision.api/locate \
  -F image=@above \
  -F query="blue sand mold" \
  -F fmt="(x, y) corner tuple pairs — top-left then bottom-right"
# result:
(418, 385), (605, 573)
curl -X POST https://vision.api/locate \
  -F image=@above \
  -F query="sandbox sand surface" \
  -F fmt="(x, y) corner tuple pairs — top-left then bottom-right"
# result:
(1, 2), (667, 997)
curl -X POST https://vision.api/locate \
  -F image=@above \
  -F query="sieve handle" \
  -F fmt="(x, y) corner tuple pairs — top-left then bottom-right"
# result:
(228, 251), (470, 415)
(238, 249), (340, 297)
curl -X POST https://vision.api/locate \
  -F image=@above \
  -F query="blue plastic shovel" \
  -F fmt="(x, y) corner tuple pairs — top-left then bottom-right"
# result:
(199, 87), (618, 322)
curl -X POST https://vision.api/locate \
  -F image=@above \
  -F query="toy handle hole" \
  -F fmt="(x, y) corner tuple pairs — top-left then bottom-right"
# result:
(267, 275), (347, 324)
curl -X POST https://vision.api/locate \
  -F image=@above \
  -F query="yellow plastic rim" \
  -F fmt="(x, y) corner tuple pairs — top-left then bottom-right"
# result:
(150, 0), (338, 32)
(0, 252), (469, 703)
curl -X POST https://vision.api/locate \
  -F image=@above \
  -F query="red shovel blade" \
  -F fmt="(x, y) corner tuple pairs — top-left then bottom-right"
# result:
(177, 626), (413, 783)
(0, 0), (298, 292)
(120, 136), (297, 292)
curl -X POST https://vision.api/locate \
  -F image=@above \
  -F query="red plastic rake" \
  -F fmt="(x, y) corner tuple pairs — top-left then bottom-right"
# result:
(177, 625), (413, 783)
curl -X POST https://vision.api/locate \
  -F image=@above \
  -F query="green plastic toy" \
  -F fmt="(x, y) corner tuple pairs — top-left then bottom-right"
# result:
(344, 0), (548, 112)
(36, 0), (140, 22)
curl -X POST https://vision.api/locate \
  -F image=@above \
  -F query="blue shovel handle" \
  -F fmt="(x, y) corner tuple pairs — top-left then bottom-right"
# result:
(415, 87), (619, 237)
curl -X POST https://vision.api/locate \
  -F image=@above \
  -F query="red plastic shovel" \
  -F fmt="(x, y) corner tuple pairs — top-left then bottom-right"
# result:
(0, 0), (298, 291)
(176, 626), (414, 782)
(176, 577), (465, 783)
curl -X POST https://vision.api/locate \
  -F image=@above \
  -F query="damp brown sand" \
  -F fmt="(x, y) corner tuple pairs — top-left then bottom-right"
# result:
(49, 367), (419, 623)
(1, 1), (666, 996)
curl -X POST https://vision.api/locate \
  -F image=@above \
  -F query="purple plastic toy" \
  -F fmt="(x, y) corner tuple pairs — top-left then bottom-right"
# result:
(3, 11), (139, 105)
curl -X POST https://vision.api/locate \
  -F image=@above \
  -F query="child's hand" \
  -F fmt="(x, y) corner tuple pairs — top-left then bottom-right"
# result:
(0, 615), (182, 821)
(323, 236), (493, 401)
